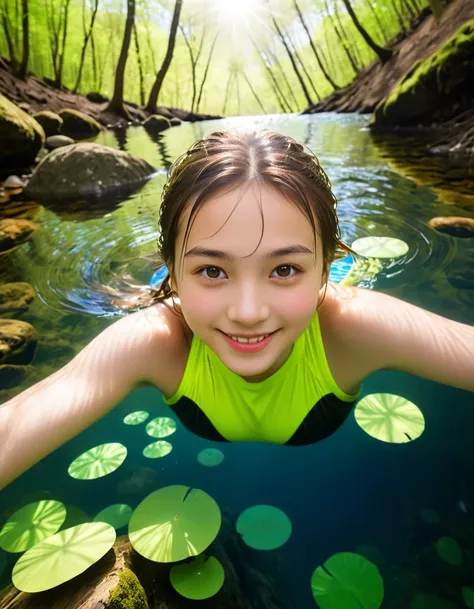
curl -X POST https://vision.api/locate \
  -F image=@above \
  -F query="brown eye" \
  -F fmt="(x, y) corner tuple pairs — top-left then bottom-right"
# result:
(276, 265), (292, 277)
(205, 266), (221, 279)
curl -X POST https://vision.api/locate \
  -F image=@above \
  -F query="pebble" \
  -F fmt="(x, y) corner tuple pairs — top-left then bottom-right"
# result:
(45, 135), (75, 150)
(3, 175), (24, 189)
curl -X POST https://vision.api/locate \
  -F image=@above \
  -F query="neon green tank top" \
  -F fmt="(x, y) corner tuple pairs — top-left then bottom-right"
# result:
(164, 312), (359, 445)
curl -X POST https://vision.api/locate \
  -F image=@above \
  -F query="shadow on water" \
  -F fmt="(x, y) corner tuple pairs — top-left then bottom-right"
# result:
(2, 114), (474, 608)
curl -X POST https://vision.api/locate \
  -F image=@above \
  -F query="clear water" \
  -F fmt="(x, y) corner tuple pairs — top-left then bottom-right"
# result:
(1, 113), (474, 608)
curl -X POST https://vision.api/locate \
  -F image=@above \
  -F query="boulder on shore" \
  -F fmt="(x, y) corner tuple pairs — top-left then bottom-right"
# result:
(143, 115), (171, 133)
(32, 111), (63, 136)
(58, 108), (103, 139)
(371, 20), (474, 129)
(25, 143), (156, 200)
(0, 94), (45, 170)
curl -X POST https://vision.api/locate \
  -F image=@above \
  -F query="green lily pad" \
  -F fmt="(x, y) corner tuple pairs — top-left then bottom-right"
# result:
(436, 536), (463, 566)
(236, 505), (292, 551)
(129, 485), (221, 563)
(68, 443), (127, 480)
(419, 507), (439, 524)
(197, 448), (224, 467)
(311, 552), (384, 609)
(411, 593), (460, 609)
(0, 500), (66, 553)
(123, 411), (149, 425)
(143, 440), (173, 459)
(462, 586), (474, 608)
(354, 393), (425, 443)
(93, 504), (133, 530)
(146, 417), (177, 438)
(351, 236), (409, 259)
(11, 522), (116, 593)
(170, 555), (225, 600)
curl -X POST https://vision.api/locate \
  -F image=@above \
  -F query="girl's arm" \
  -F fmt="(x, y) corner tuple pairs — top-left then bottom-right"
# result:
(0, 304), (182, 490)
(338, 287), (474, 392)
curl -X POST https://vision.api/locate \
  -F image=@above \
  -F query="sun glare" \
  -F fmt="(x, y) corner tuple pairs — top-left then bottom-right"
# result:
(215, 0), (257, 21)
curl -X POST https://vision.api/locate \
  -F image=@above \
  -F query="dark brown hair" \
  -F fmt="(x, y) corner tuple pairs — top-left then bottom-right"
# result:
(152, 129), (350, 309)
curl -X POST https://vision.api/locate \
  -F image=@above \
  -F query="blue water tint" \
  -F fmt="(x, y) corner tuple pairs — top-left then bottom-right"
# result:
(150, 265), (168, 288)
(328, 255), (353, 283)
(2, 114), (474, 608)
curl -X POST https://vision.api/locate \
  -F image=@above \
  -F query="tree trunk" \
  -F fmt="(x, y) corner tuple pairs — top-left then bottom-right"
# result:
(1, 9), (18, 71)
(133, 21), (145, 106)
(73, 0), (99, 93)
(272, 16), (312, 106)
(287, 31), (320, 101)
(16, 0), (28, 78)
(180, 24), (198, 113)
(324, 0), (358, 75)
(253, 39), (291, 113)
(364, 0), (387, 44)
(242, 70), (266, 114)
(340, 0), (392, 63)
(90, 29), (98, 88)
(293, 0), (340, 90)
(222, 71), (234, 115)
(145, 0), (183, 113)
(196, 32), (218, 113)
(54, 0), (71, 87)
(106, 0), (135, 117)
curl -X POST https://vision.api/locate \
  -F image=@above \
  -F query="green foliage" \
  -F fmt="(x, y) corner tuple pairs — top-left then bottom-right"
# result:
(108, 568), (148, 609)
(0, 0), (429, 116)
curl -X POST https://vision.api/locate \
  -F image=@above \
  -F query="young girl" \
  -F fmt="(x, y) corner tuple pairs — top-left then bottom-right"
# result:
(1, 129), (473, 490)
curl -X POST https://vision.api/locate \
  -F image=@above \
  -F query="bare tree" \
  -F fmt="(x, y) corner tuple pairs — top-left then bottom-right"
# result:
(133, 21), (145, 106)
(180, 21), (207, 113)
(292, 0), (340, 90)
(272, 16), (312, 106)
(252, 37), (292, 113)
(16, 0), (28, 78)
(146, 0), (183, 113)
(196, 32), (218, 113)
(107, 0), (135, 117)
(1, 0), (18, 71)
(340, 0), (392, 63)
(242, 69), (267, 115)
(74, 0), (99, 93)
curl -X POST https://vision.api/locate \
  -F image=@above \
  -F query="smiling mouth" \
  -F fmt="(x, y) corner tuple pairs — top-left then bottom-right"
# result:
(220, 330), (276, 344)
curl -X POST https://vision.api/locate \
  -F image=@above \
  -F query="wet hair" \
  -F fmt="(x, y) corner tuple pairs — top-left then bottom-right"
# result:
(151, 129), (350, 311)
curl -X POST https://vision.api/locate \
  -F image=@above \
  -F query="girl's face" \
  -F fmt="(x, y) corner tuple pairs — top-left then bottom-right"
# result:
(173, 183), (326, 382)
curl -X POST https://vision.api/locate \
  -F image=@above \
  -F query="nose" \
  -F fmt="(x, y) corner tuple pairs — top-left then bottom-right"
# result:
(227, 282), (270, 326)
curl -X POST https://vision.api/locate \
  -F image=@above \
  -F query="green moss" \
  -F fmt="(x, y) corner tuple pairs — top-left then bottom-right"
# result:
(371, 20), (474, 127)
(107, 568), (148, 609)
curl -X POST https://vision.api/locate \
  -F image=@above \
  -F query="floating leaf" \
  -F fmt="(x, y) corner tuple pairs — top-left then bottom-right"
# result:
(129, 485), (221, 563)
(355, 393), (425, 443)
(436, 536), (463, 566)
(0, 500), (66, 553)
(93, 504), (133, 530)
(351, 236), (409, 259)
(236, 505), (292, 551)
(311, 552), (384, 609)
(197, 448), (224, 467)
(170, 555), (224, 600)
(329, 255), (353, 284)
(11, 522), (116, 593)
(419, 507), (439, 524)
(146, 417), (177, 439)
(68, 443), (127, 480)
(143, 441), (173, 459)
(123, 411), (149, 426)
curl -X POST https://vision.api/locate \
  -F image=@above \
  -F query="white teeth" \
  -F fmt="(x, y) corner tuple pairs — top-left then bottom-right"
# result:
(229, 334), (269, 344)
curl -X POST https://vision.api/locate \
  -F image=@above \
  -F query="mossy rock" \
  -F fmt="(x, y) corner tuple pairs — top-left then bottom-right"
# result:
(25, 143), (155, 200)
(0, 94), (45, 170)
(0, 282), (35, 315)
(371, 20), (474, 128)
(0, 319), (37, 365)
(32, 111), (63, 137)
(58, 109), (103, 139)
(0, 218), (39, 252)
(107, 568), (148, 609)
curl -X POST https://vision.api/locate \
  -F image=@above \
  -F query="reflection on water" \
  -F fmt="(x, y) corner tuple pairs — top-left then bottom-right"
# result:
(1, 114), (474, 608)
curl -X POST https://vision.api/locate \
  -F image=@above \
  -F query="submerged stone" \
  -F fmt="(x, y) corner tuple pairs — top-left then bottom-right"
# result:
(0, 282), (35, 315)
(25, 143), (156, 200)
(0, 319), (37, 365)
(429, 216), (474, 238)
(0, 218), (39, 252)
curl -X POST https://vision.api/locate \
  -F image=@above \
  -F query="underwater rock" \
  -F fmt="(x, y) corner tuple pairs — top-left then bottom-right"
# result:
(0, 319), (37, 365)
(0, 94), (45, 170)
(0, 282), (35, 315)
(45, 134), (75, 150)
(429, 216), (474, 238)
(143, 115), (171, 133)
(25, 143), (155, 201)
(371, 20), (474, 129)
(3, 175), (24, 189)
(0, 218), (39, 252)
(32, 111), (63, 137)
(58, 109), (103, 139)
(0, 364), (31, 388)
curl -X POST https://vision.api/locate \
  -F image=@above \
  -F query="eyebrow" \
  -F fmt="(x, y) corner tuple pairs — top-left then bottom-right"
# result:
(184, 244), (314, 260)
